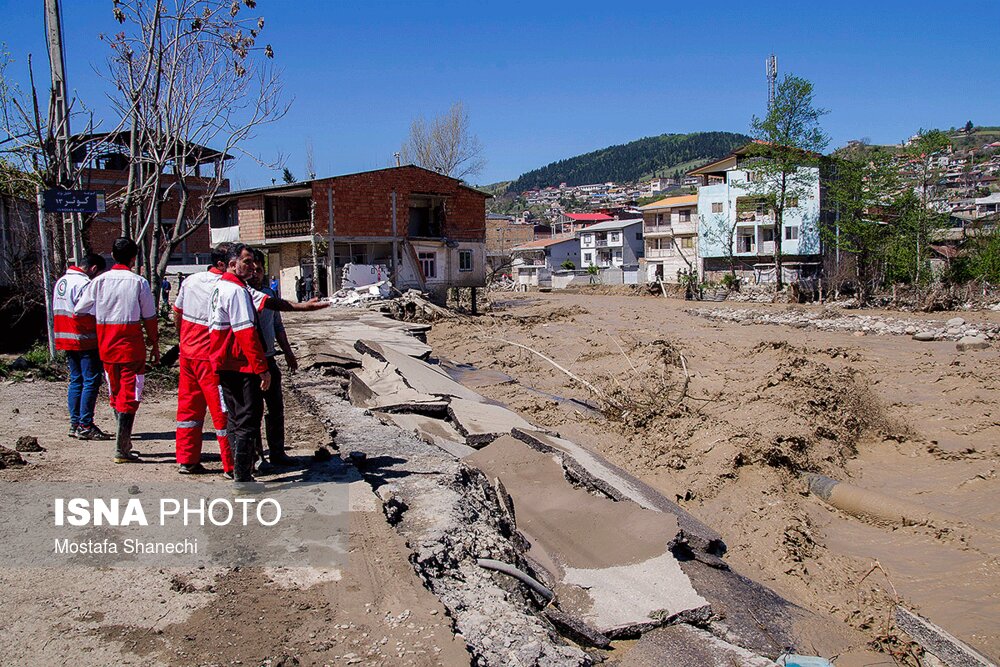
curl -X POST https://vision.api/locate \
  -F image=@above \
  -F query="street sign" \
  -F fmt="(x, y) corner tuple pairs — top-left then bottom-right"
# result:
(42, 189), (106, 213)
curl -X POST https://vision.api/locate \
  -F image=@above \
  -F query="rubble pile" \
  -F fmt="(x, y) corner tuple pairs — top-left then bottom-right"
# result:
(691, 308), (998, 345)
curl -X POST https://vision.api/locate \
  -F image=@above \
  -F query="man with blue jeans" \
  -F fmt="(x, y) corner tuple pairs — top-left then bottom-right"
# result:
(53, 253), (112, 440)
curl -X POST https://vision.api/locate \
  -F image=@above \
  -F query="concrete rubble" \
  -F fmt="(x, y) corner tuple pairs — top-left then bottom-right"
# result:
(691, 307), (998, 344)
(285, 310), (869, 665)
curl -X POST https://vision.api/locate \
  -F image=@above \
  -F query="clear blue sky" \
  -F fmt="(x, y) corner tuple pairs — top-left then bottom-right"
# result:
(3, 0), (998, 187)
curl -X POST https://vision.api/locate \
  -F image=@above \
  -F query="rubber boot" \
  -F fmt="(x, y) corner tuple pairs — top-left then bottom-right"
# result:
(265, 414), (295, 466)
(232, 436), (255, 483)
(114, 413), (139, 463)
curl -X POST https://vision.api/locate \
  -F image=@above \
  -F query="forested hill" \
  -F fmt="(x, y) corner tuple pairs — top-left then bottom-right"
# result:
(508, 131), (751, 192)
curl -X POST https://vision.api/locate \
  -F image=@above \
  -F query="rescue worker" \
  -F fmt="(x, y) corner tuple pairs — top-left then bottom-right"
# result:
(54, 252), (111, 440)
(172, 244), (235, 475)
(174, 244), (327, 477)
(209, 243), (272, 483)
(250, 250), (297, 468)
(75, 238), (159, 463)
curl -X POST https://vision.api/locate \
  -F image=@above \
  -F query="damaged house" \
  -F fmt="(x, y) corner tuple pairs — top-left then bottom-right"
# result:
(209, 165), (489, 300)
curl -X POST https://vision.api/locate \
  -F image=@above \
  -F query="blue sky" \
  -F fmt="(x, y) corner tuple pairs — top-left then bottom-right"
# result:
(2, 0), (998, 187)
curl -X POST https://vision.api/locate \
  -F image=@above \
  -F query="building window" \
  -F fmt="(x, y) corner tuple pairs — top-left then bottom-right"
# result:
(785, 226), (799, 241)
(762, 227), (775, 242)
(610, 232), (620, 242)
(635, 231), (642, 240)
(711, 202), (724, 214)
(583, 252), (592, 264)
(678, 210), (691, 222)
(737, 234), (754, 253)
(680, 237), (694, 249)
(583, 234), (593, 244)
(458, 249), (473, 272)
(418, 252), (437, 279)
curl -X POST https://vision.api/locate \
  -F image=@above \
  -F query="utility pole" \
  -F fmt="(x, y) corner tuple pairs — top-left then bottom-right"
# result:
(44, 0), (84, 264)
(36, 188), (56, 359)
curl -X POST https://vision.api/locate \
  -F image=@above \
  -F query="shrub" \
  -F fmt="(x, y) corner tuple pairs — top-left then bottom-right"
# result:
(561, 259), (576, 270)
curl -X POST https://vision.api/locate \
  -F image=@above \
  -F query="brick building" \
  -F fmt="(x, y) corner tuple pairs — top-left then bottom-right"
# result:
(210, 165), (489, 300)
(72, 132), (228, 263)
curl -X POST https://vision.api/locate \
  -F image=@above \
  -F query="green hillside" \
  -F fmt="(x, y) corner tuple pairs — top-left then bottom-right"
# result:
(508, 131), (751, 192)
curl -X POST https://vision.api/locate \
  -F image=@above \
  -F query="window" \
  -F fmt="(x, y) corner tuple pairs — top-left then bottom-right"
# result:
(745, 171), (756, 183)
(635, 232), (642, 240)
(678, 210), (691, 222)
(762, 227), (775, 242)
(610, 232), (620, 242)
(458, 249), (473, 272)
(786, 197), (799, 208)
(737, 234), (754, 253)
(583, 234), (593, 245)
(655, 213), (665, 225)
(417, 252), (437, 279)
(711, 202), (724, 214)
(784, 226), (799, 241)
(680, 237), (694, 249)
(583, 252), (592, 264)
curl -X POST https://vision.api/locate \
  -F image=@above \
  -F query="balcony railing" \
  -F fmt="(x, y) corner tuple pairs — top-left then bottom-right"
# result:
(758, 240), (775, 255)
(643, 223), (673, 235)
(264, 219), (312, 238)
(595, 239), (610, 248)
(646, 247), (674, 258)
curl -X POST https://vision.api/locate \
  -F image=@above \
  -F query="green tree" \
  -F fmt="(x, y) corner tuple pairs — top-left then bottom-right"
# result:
(824, 144), (901, 301)
(964, 120), (974, 133)
(282, 167), (296, 183)
(744, 75), (829, 289)
(904, 129), (951, 284)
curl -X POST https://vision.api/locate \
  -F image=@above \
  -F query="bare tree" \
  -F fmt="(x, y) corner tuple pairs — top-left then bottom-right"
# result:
(102, 0), (288, 300)
(400, 101), (485, 180)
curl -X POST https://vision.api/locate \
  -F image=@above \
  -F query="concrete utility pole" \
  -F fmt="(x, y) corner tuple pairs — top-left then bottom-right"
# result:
(44, 0), (84, 264)
(766, 54), (777, 110)
(36, 188), (56, 359)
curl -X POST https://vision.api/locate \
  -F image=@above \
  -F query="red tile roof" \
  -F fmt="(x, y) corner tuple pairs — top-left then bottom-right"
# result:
(563, 213), (613, 222)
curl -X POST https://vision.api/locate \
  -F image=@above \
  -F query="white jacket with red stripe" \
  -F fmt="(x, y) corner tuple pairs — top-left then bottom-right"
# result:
(208, 272), (269, 375)
(53, 267), (97, 351)
(75, 264), (158, 364)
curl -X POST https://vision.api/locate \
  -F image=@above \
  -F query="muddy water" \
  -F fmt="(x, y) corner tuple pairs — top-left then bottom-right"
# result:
(430, 292), (1000, 660)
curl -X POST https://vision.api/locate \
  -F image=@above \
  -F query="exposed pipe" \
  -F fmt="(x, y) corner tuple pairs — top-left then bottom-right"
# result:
(801, 472), (960, 528)
(476, 558), (554, 601)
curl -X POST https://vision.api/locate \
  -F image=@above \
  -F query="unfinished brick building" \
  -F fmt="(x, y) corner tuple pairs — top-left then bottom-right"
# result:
(210, 165), (489, 300)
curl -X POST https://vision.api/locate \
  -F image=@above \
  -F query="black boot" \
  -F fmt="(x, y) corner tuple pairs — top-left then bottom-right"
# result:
(232, 436), (255, 483)
(114, 413), (140, 463)
(264, 413), (294, 465)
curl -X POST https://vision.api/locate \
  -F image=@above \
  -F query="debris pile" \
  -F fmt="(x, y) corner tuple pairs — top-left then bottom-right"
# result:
(326, 280), (394, 307)
(691, 307), (999, 344)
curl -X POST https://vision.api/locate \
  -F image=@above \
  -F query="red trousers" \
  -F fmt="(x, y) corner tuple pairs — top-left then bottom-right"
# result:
(104, 361), (145, 415)
(175, 357), (233, 471)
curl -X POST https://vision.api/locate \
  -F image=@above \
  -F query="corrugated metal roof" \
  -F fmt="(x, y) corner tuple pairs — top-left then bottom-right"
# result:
(575, 218), (643, 232)
(638, 194), (698, 210)
(511, 234), (577, 250)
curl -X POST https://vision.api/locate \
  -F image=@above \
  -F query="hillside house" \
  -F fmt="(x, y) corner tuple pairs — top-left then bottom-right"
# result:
(553, 212), (613, 235)
(578, 218), (644, 269)
(509, 235), (579, 287)
(690, 145), (824, 284)
(210, 165), (488, 300)
(638, 194), (699, 282)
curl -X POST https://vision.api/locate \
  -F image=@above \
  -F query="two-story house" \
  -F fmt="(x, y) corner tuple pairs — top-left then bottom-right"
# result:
(577, 218), (644, 269)
(638, 194), (699, 282)
(210, 165), (489, 300)
(509, 234), (580, 287)
(689, 145), (823, 284)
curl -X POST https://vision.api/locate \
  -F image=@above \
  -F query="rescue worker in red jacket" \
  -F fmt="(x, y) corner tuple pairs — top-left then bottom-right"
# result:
(75, 238), (159, 463)
(208, 243), (271, 482)
(174, 243), (327, 477)
(53, 252), (111, 440)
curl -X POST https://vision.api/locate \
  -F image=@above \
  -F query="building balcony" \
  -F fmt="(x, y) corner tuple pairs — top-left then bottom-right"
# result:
(646, 247), (674, 259)
(671, 219), (697, 235)
(595, 239), (610, 248)
(264, 219), (312, 238)
(758, 241), (775, 256)
(643, 223), (673, 236)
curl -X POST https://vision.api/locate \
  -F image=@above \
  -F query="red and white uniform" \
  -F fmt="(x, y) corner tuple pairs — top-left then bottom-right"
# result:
(75, 264), (157, 414)
(53, 267), (97, 352)
(173, 268), (256, 470)
(209, 272), (269, 375)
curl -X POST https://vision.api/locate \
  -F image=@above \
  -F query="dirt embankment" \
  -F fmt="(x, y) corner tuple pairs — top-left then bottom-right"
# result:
(432, 292), (1000, 663)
